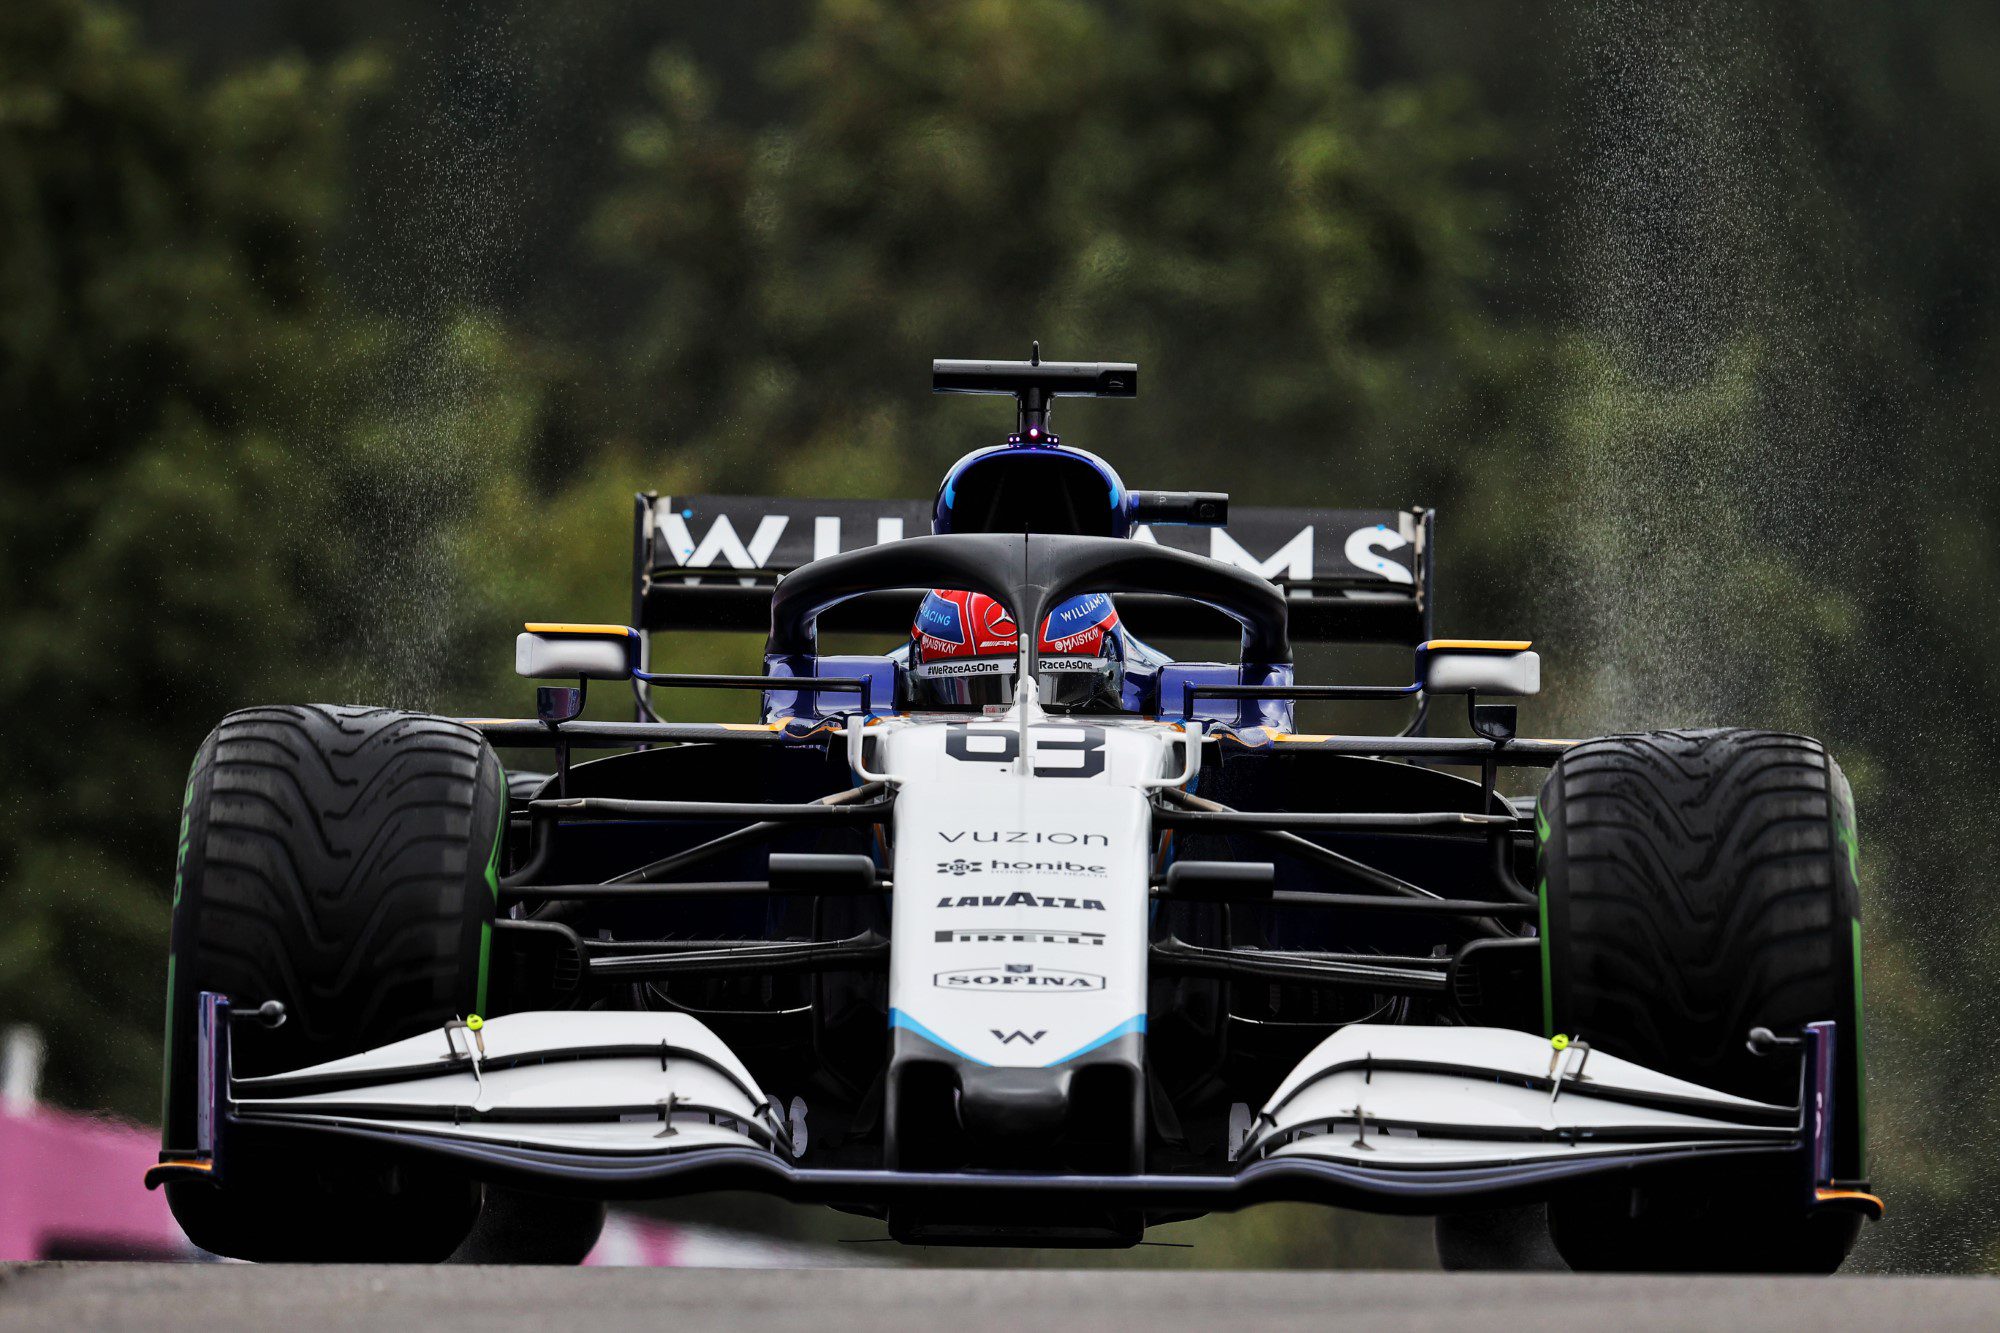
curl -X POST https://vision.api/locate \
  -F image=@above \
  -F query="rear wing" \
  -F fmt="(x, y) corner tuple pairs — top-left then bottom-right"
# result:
(631, 493), (1433, 646)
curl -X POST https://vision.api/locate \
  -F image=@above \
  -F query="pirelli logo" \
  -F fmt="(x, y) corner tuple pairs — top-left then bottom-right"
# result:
(934, 929), (1105, 947)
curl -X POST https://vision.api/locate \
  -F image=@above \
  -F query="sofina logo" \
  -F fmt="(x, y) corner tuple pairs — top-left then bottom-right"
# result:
(934, 964), (1106, 992)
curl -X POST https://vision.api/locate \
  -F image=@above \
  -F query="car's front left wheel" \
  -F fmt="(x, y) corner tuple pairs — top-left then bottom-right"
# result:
(161, 704), (504, 1262)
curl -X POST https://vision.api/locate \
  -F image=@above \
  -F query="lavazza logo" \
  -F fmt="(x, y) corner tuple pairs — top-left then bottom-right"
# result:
(936, 891), (1106, 911)
(935, 963), (1106, 993)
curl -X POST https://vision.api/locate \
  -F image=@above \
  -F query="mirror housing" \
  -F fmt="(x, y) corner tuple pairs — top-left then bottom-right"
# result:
(1128, 490), (1229, 527)
(768, 853), (882, 895)
(515, 623), (639, 680)
(1160, 860), (1276, 902)
(1417, 640), (1540, 696)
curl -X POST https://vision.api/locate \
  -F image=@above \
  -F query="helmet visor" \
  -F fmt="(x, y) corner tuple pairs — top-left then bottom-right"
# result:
(1036, 656), (1122, 712)
(907, 655), (1016, 710)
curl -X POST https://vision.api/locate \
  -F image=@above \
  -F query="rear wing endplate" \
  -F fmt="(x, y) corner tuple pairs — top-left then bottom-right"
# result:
(632, 494), (1433, 646)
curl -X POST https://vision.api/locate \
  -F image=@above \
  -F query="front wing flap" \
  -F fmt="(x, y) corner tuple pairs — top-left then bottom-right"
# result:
(148, 994), (1879, 1221)
(1244, 1025), (1797, 1169)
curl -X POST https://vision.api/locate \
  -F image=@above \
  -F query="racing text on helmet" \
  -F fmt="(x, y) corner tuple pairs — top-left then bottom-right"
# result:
(907, 590), (1126, 713)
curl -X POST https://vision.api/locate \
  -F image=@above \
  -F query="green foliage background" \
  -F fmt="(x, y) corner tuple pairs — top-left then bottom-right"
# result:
(4, 0), (1999, 1270)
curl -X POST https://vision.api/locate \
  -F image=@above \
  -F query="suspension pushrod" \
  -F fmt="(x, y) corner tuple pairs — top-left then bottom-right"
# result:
(471, 720), (800, 748)
(530, 796), (895, 823)
(1152, 887), (1535, 918)
(1154, 807), (1513, 836)
(601, 824), (785, 886)
(589, 935), (887, 978)
(501, 879), (889, 905)
(1185, 681), (1421, 717)
(1221, 733), (1571, 765)
(637, 672), (874, 715)
(1161, 790), (1447, 904)
(1150, 942), (1451, 992)
(505, 783), (888, 892)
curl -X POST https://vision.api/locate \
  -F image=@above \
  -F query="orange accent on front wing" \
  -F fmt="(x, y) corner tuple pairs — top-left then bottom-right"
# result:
(1815, 1188), (1886, 1219)
(142, 1159), (213, 1190)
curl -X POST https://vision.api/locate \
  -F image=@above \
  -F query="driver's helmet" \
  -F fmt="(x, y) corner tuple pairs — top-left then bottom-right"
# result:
(907, 590), (1125, 713)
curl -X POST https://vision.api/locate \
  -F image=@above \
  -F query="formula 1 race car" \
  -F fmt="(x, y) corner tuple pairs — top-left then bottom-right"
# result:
(151, 352), (1879, 1271)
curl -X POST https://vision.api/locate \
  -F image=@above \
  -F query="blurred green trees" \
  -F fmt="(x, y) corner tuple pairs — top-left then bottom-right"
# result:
(591, 0), (1505, 503)
(5, 0), (2000, 1273)
(0, 0), (390, 1112)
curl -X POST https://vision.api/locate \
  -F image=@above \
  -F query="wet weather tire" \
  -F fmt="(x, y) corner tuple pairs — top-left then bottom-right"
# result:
(1537, 728), (1866, 1274)
(448, 1187), (607, 1264)
(1434, 1205), (1566, 1271)
(161, 705), (505, 1262)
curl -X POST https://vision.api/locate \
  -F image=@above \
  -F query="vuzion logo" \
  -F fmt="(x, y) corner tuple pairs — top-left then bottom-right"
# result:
(940, 830), (1111, 847)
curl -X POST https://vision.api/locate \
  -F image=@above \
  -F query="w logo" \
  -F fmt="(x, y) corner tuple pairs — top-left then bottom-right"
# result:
(990, 1029), (1046, 1046)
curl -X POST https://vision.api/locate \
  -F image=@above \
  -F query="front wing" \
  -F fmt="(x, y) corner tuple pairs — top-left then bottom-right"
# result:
(147, 993), (1880, 1223)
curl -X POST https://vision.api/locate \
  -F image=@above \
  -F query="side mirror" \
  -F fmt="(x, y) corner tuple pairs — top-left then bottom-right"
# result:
(1159, 860), (1275, 902)
(1417, 640), (1540, 696)
(1128, 490), (1229, 527)
(515, 623), (639, 680)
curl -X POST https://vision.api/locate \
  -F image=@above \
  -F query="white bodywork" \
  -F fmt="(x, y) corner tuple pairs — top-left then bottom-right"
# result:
(221, 694), (1804, 1185)
(875, 714), (1182, 1069)
(231, 1011), (785, 1156)
(1244, 1025), (1793, 1167)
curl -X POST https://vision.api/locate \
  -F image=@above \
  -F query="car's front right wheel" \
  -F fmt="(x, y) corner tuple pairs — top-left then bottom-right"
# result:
(1535, 727), (1869, 1273)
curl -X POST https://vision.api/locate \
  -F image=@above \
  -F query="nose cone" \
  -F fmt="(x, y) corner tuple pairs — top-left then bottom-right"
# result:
(954, 1066), (1076, 1148)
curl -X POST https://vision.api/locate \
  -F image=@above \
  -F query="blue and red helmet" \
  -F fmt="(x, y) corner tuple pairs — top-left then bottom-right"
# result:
(907, 590), (1125, 713)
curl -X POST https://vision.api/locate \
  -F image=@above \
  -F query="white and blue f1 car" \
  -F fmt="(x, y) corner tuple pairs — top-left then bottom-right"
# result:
(151, 352), (1879, 1270)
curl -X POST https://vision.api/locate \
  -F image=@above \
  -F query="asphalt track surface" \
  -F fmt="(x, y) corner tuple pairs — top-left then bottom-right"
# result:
(5, 1265), (2000, 1332)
